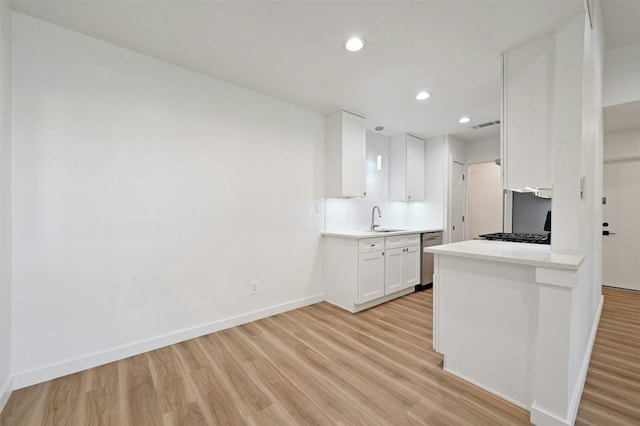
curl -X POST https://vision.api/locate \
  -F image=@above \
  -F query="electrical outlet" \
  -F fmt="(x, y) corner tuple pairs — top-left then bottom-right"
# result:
(250, 280), (259, 295)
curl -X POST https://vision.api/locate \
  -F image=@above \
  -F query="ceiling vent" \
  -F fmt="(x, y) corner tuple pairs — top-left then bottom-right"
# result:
(472, 120), (501, 129)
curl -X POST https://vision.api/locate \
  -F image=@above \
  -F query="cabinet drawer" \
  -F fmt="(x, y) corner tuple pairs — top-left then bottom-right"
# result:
(359, 238), (384, 253)
(405, 234), (420, 246)
(385, 233), (419, 249)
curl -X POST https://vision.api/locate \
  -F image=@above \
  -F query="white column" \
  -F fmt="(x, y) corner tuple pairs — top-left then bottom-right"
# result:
(551, 12), (585, 255)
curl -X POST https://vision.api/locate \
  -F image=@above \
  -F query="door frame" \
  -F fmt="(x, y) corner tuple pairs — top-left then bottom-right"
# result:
(449, 159), (466, 242)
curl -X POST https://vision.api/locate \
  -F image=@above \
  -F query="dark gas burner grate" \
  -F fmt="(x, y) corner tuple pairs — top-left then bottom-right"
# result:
(478, 232), (550, 245)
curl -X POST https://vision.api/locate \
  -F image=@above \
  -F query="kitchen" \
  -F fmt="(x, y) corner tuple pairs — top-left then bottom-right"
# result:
(1, 1), (639, 425)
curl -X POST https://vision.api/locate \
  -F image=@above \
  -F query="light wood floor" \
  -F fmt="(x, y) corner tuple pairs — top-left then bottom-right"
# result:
(575, 286), (640, 425)
(1, 287), (638, 425)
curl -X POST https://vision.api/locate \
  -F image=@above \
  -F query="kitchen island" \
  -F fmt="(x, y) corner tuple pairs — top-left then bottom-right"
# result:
(426, 240), (602, 426)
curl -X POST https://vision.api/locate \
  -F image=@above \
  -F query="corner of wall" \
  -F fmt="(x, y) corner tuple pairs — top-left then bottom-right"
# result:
(0, 0), (12, 410)
(0, 376), (12, 414)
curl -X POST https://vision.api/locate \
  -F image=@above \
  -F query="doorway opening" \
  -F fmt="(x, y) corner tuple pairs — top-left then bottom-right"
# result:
(467, 161), (502, 240)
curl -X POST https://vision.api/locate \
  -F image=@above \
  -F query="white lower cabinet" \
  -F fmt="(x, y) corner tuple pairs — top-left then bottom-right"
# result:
(384, 247), (404, 294)
(358, 250), (385, 303)
(324, 233), (420, 312)
(384, 235), (420, 294)
(403, 244), (421, 287)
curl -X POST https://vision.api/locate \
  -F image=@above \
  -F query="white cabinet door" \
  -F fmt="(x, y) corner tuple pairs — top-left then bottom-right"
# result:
(502, 34), (554, 190)
(390, 134), (425, 201)
(325, 110), (366, 198)
(384, 247), (404, 294)
(403, 245), (421, 288)
(385, 234), (421, 294)
(358, 250), (385, 303)
(341, 112), (367, 197)
(406, 135), (425, 201)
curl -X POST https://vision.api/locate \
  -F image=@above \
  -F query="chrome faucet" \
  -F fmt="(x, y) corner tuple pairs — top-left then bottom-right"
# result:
(371, 205), (382, 231)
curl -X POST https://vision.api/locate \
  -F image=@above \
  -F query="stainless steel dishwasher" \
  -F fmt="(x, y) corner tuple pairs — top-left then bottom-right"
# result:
(419, 231), (443, 288)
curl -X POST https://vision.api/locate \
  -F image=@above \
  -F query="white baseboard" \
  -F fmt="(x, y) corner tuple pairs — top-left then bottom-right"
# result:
(324, 288), (414, 313)
(0, 376), (13, 414)
(530, 294), (604, 426)
(530, 402), (571, 426)
(442, 365), (529, 411)
(12, 293), (324, 389)
(567, 294), (604, 424)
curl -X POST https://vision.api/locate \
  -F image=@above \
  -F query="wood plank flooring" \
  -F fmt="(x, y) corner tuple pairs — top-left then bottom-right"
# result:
(1, 287), (638, 425)
(575, 286), (640, 425)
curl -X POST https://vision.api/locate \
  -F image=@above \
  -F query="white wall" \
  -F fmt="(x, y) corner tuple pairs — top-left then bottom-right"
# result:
(0, 0), (12, 411)
(465, 137), (500, 165)
(551, 13), (584, 256)
(604, 127), (640, 160)
(570, 3), (604, 420)
(528, 8), (604, 424)
(12, 13), (325, 388)
(414, 136), (446, 230)
(603, 43), (640, 107)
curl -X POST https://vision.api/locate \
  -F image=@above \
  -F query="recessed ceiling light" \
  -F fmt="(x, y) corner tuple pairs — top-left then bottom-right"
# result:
(345, 37), (364, 52)
(416, 91), (431, 101)
(458, 116), (472, 124)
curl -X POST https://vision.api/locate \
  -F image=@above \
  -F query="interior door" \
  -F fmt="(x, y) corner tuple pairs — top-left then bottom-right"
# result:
(450, 161), (465, 242)
(468, 161), (503, 239)
(603, 159), (640, 291)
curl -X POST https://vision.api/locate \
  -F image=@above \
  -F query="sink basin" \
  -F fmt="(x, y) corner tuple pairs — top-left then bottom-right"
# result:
(370, 229), (407, 233)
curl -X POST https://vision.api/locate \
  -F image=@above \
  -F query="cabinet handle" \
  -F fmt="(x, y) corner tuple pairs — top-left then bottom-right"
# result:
(363, 191), (367, 196)
(408, 195), (412, 200)
(382, 251), (385, 256)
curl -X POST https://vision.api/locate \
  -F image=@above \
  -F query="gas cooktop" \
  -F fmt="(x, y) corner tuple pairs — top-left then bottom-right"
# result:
(478, 232), (551, 245)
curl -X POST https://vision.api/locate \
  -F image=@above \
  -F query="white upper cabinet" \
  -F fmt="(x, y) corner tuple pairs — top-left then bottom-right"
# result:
(502, 33), (554, 191)
(325, 110), (367, 198)
(390, 134), (425, 201)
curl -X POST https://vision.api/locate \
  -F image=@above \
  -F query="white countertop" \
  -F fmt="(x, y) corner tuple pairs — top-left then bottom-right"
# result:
(322, 228), (443, 239)
(424, 239), (584, 270)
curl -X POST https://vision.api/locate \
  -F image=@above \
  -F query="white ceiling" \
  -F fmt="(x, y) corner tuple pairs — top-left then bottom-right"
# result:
(601, 0), (640, 49)
(10, 1), (638, 142)
(604, 100), (640, 134)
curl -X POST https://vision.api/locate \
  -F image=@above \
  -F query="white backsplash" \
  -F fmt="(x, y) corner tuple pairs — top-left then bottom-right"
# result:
(325, 131), (439, 233)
